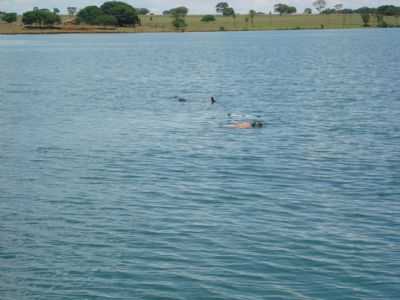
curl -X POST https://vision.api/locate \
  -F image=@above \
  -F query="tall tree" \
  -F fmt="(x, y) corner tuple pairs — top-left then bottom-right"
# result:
(304, 8), (312, 14)
(249, 9), (256, 25)
(100, 1), (139, 27)
(67, 7), (77, 16)
(334, 4), (343, 11)
(223, 7), (235, 17)
(216, 2), (229, 14)
(361, 13), (370, 26)
(168, 6), (188, 31)
(313, 0), (327, 14)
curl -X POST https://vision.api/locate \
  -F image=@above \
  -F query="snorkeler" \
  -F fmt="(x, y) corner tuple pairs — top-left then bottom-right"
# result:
(228, 120), (264, 129)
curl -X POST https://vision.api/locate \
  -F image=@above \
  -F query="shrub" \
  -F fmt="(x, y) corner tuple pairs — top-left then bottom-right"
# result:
(201, 15), (216, 22)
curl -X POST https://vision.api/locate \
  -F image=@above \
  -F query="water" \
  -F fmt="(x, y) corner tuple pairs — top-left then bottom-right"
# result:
(1, 29), (400, 299)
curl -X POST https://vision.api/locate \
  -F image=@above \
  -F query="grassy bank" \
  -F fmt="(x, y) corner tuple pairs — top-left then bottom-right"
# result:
(1, 14), (399, 34)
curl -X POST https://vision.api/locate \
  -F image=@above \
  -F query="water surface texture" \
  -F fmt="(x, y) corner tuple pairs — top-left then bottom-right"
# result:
(1, 30), (400, 299)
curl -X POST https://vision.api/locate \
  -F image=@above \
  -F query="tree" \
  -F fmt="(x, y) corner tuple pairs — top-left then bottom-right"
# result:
(2, 12), (17, 23)
(361, 13), (370, 26)
(373, 5), (400, 27)
(67, 7), (77, 16)
(322, 9), (337, 15)
(95, 14), (118, 26)
(304, 8), (312, 14)
(201, 15), (216, 22)
(249, 9), (256, 25)
(274, 4), (286, 15)
(137, 8), (150, 15)
(223, 7), (235, 17)
(313, 0), (327, 14)
(274, 4), (296, 15)
(41, 10), (61, 25)
(76, 6), (105, 25)
(341, 9), (353, 14)
(76, 5), (120, 26)
(355, 7), (375, 15)
(22, 9), (61, 26)
(172, 17), (187, 30)
(168, 6), (188, 31)
(216, 2), (229, 14)
(100, 1), (140, 26)
(21, 11), (36, 25)
(376, 15), (387, 27)
(287, 6), (297, 14)
(377, 5), (400, 16)
(334, 4), (343, 11)
(53, 8), (60, 14)
(169, 7), (189, 16)
(232, 11), (237, 25)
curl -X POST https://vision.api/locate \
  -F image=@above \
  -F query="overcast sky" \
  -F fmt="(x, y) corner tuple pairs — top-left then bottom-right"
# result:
(1, 0), (399, 14)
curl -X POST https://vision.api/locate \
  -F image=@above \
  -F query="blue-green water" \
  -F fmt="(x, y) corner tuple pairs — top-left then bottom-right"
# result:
(1, 30), (400, 299)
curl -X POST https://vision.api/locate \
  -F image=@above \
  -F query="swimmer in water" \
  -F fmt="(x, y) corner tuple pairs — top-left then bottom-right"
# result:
(228, 120), (264, 129)
(210, 96), (216, 104)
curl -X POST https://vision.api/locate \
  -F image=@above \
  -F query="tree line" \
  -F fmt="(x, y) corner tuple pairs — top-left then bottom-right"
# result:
(0, 11), (17, 23)
(1, 1), (400, 30)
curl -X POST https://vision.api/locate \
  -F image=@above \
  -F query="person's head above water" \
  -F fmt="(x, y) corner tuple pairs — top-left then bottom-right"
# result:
(251, 121), (264, 128)
(210, 96), (216, 104)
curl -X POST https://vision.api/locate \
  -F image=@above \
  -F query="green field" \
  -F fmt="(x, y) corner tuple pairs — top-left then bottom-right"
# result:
(138, 14), (400, 32)
(1, 14), (399, 34)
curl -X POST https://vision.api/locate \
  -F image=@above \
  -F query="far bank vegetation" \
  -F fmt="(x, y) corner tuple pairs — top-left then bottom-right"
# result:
(1, 1), (400, 33)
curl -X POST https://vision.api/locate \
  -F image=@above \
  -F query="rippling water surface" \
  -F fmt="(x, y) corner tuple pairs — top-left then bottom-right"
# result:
(1, 30), (400, 299)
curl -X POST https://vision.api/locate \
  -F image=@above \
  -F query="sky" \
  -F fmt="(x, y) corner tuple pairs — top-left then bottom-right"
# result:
(1, 0), (399, 14)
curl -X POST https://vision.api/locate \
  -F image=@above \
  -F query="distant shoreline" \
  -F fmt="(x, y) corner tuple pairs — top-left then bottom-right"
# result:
(0, 28), (377, 35)
(1, 14), (399, 35)
(0, 27), (396, 36)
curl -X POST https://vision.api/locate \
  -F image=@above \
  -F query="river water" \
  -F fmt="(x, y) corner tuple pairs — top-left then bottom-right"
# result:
(1, 29), (400, 299)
